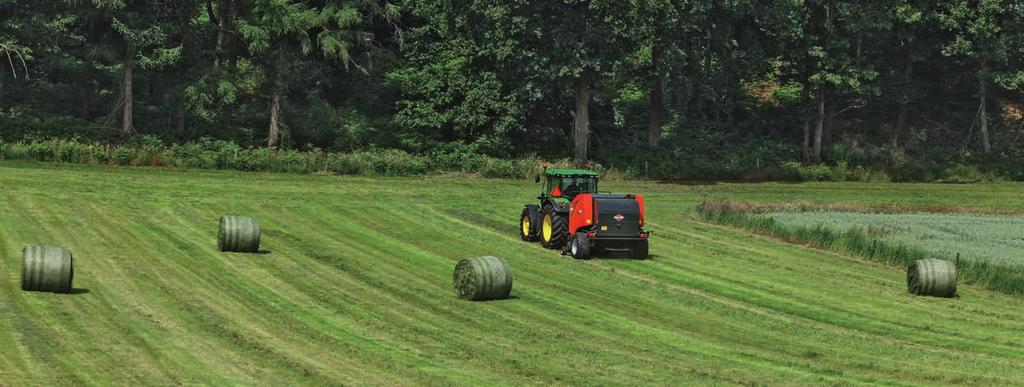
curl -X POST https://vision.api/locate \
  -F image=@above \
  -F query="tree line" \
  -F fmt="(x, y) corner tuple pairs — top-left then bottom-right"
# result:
(1, 0), (1022, 172)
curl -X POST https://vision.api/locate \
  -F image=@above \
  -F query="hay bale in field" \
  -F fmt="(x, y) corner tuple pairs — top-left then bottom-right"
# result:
(218, 215), (261, 253)
(907, 259), (957, 298)
(453, 256), (513, 301)
(22, 245), (74, 293)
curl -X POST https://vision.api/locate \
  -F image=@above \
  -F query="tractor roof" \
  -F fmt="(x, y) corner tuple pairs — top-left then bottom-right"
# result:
(545, 168), (598, 176)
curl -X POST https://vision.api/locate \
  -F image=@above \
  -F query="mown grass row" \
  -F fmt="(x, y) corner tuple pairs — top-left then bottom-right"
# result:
(696, 199), (1024, 295)
(3, 163), (1024, 384)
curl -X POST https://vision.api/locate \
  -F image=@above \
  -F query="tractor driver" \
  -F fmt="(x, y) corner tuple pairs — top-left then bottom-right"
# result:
(563, 179), (580, 197)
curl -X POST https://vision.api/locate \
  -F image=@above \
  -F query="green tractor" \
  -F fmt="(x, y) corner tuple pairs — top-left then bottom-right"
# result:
(520, 169), (650, 259)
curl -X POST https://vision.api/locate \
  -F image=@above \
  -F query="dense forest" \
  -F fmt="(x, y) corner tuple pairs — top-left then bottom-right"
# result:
(1, 1), (1023, 180)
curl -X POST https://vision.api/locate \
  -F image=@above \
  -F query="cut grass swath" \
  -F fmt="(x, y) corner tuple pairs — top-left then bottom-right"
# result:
(6, 163), (1024, 384)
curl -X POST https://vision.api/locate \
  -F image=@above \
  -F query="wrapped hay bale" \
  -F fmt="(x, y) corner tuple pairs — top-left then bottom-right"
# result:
(218, 216), (261, 253)
(22, 245), (74, 293)
(907, 259), (957, 298)
(453, 256), (513, 301)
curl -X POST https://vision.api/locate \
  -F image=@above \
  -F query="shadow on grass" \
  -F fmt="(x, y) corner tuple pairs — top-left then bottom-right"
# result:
(256, 250), (272, 255)
(66, 288), (90, 295)
(462, 295), (520, 302)
(578, 252), (657, 261)
(654, 179), (806, 186)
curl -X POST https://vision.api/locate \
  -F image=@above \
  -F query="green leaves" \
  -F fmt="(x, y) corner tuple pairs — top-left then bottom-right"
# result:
(0, 39), (32, 78)
(237, 0), (316, 54)
(186, 59), (265, 122)
(238, 0), (386, 64)
(938, 0), (1023, 84)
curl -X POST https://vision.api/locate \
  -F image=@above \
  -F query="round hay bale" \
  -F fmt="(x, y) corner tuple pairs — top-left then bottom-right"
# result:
(907, 259), (957, 298)
(218, 215), (261, 253)
(22, 245), (74, 293)
(453, 256), (513, 301)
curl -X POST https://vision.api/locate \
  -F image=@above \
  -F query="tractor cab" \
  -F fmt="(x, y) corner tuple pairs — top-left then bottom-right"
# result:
(537, 169), (599, 201)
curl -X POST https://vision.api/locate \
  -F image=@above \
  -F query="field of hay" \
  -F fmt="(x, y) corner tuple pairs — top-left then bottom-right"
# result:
(2, 161), (1024, 385)
(766, 211), (1024, 267)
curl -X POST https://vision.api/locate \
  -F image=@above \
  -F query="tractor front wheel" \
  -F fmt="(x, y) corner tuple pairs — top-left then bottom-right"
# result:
(540, 205), (568, 249)
(519, 206), (540, 242)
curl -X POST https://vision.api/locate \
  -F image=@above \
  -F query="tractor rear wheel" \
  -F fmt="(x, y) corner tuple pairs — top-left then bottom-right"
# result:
(631, 240), (650, 260)
(519, 206), (540, 242)
(570, 233), (592, 260)
(540, 205), (568, 249)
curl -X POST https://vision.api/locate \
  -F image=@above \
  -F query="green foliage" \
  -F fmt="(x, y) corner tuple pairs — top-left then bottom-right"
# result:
(3, 0), (1024, 179)
(0, 138), (572, 179)
(186, 59), (266, 122)
(779, 161), (892, 183)
(940, 163), (995, 183)
(107, 8), (182, 69)
(236, 0), (317, 54)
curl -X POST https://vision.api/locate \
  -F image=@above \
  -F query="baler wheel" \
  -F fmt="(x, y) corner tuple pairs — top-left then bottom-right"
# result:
(570, 233), (592, 260)
(632, 240), (650, 260)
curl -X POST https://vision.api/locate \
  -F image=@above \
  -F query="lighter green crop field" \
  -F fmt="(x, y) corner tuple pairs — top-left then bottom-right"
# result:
(766, 211), (1024, 267)
(2, 161), (1024, 385)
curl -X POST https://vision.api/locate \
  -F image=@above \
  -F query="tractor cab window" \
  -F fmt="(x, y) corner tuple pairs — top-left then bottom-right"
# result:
(546, 175), (597, 198)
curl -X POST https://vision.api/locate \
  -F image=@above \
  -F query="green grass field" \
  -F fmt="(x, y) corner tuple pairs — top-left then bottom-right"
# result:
(766, 211), (1024, 267)
(3, 161), (1024, 385)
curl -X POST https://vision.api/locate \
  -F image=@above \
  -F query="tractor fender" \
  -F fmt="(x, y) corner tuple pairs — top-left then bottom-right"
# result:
(542, 198), (571, 213)
(568, 194), (595, 235)
(635, 194), (646, 226)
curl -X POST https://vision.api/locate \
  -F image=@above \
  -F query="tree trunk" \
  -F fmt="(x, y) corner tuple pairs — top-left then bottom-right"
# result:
(267, 92), (281, 147)
(215, 0), (234, 130)
(824, 93), (835, 147)
(573, 76), (591, 165)
(802, 119), (811, 162)
(177, 8), (193, 137)
(213, 0), (230, 72)
(80, 77), (93, 119)
(175, 87), (186, 136)
(221, 105), (234, 132)
(978, 62), (991, 154)
(892, 45), (913, 148)
(267, 46), (285, 148)
(647, 76), (663, 148)
(812, 89), (825, 163)
(893, 103), (908, 148)
(121, 51), (135, 134)
(812, 0), (832, 162)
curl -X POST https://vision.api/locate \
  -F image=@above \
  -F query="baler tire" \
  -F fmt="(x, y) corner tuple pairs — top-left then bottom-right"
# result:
(632, 240), (650, 260)
(570, 233), (592, 260)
